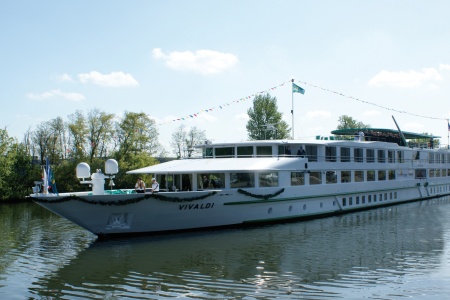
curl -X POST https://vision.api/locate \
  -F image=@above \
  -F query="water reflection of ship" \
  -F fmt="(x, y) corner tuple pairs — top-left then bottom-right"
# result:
(38, 197), (450, 298)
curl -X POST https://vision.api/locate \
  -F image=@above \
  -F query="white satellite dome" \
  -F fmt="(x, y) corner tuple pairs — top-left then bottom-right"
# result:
(76, 162), (90, 179)
(105, 159), (119, 175)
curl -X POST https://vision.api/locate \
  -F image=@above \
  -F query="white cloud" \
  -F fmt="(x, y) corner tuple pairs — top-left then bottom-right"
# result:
(26, 89), (85, 101)
(368, 68), (442, 88)
(52, 73), (74, 82)
(78, 71), (139, 87)
(404, 122), (425, 132)
(439, 64), (450, 70)
(235, 113), (249, 122)
(152, 48), (238, 75)
(361, 110), (381, 117)
(305, 110), (331, 119)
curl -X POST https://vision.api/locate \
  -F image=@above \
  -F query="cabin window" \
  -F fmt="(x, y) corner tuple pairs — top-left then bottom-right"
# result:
(415, 169), (426, 179)
(448, 169), (450, 176)
(237, 146), (253, 158)
(341, 171), (351, 183)
(429, 153), (434, 163)
(199, 173), (225, 189)
(305, 145), (318, 162)
(377, 150), (386, 163)
(159, 174), (173, 191)
(349, 197), (353, 205)
(388, 170), (396, 180)
(181, 174), (192, 191)
(367, 170), (375, 181)
(326, 171), (337, 184)
(354, 148), (363, 162)
(429, 169), (435, 178)
(215, 147), (234, 158)
(413, 151), (420, 160)
(230, 173), (255, 188)
(378, 170), (386, 181)
(279, 145), (293, 156)
(397, 151), (404, 163)
(325, 147), (337, 162)
(368, 195), (372, 203)
(259, 172), (279, 187)
(256, 146), (272, 157)
(291, 172), (305, 186)
(388, 150), (395, 163)
(435, 154), (440, 164)
(362, 195), (365, 204)
(442, 169), (447, 177)
(309, 171), (322, 185)
(441, 154), (446, 164)
(341, 147), (350, 162)
(342, 197), (347, 206)
(366, 149), (375, 163)
(355, 171), (364, 182)
(356, 196), (360, 205)
(205, 147), (213, 158)
(436, 169), (441, 177)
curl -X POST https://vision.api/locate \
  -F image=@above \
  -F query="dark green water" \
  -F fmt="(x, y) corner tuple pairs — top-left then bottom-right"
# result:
(2, 198), (450, 299)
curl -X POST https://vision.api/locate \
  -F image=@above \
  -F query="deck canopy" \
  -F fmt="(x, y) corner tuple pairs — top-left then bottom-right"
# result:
(331, 128), (439, 146)
(332, 128), (438, 139)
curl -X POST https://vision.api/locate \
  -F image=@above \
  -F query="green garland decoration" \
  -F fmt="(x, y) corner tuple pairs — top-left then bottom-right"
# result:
(237, 188), (285, 199)
(32, 191), (217, 206)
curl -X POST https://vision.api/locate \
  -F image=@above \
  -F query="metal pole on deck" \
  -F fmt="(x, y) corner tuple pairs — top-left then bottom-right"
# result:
(291, 79), (294, 139)
(447, 118), (449, 149)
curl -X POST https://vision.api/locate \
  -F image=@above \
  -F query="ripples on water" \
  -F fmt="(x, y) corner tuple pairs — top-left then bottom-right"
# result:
(1, 198), (450, 299)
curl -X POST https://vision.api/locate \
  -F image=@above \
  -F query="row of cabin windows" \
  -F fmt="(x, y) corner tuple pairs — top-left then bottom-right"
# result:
(200, 170), (398, 190)
(316, 147), (403, 163)
(206, 145), (450, 164)
(342, 192), (398, 207)
(158, 169), (450, 191)
(429, 169), (450, 177)
(430, 185), (450, 194)
(428, 153), (450, 164)
(206, 146), (407, 163)
(291, 170), (396, 185)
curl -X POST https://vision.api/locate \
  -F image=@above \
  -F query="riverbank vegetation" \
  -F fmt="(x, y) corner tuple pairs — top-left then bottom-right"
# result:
(0, 109), (165, 201)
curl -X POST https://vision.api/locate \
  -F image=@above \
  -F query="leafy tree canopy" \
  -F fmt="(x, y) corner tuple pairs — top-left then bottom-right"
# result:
(246, 94), (290, 140)
(337, 115), (370, 130)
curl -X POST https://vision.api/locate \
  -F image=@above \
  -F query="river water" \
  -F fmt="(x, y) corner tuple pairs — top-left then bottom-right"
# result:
(1, 197), (450, 299)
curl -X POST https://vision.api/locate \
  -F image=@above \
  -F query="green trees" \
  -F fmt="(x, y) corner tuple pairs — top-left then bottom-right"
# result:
(0, 109), (165, 200)
(337, 115), (370, 130)
(170, 124), (206, 158)
(246, 94), (290, 140)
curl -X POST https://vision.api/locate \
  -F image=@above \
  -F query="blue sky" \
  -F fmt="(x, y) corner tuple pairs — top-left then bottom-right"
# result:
(2, 1), (450, 153)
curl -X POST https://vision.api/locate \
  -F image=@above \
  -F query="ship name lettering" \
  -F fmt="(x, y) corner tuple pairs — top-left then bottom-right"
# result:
(179, 202), (215, 210)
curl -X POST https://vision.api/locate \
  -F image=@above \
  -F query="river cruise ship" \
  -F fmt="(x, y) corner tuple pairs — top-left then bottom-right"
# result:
(31, 127), (450, 236)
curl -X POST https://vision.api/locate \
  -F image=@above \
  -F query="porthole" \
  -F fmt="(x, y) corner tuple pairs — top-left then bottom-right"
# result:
(303, 204), (307, 210)
(320, 202), (323, 208)
(268, 207), (272, 214)
(333, 200), (336, 206)
(289, 205), (293, 212)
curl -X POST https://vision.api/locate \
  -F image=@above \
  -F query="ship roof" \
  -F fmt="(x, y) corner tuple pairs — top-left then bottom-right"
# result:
(127, 157), (305, 174)
(330, 128), (440, 139)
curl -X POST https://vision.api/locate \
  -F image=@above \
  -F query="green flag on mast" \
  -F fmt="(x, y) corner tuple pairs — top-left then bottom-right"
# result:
(292, 83), (305, 94)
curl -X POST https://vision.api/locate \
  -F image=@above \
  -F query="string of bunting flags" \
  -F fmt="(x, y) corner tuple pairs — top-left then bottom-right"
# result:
(159, 79), (449, 125)
(295, 80), (448, 121)
(157, 80), (291, 125)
